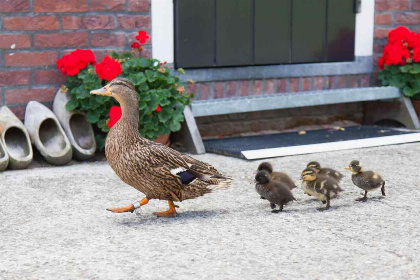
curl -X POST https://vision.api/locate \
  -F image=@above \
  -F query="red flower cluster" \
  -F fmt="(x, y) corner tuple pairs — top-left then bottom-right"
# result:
(56, 49), (96, 76)
(131, 30), (150, 50)
(379, 26), (420, 69)
(95, 56), (122, 81)
(108, 106), (122, 128)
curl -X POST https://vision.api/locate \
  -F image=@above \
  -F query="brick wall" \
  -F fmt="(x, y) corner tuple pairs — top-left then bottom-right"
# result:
(374, 0), (420, 79)
(0, 0), (151, 119)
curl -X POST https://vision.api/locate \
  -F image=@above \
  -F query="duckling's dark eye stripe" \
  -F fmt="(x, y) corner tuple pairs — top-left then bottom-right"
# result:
(111, 81), (135, 90)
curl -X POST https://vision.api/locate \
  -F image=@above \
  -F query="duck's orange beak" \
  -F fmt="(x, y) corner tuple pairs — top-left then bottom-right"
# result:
(91, 85), (111, 96)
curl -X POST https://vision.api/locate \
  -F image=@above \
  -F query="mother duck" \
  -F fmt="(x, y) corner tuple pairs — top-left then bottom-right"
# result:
(91, 78), (232, 217)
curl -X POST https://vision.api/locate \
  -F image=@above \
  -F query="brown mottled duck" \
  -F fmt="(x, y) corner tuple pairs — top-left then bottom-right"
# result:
(345, 160), (385, 202)
(90, 78), (232, 217)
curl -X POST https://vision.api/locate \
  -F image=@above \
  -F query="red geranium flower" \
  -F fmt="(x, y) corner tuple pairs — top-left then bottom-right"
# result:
(155, 105), (161, 112)
(95, 56), (122, 81)
(131, 42), (141, 49)
(382, 44), (410, 66)
(108, 106), (122, 128)
(56, 49), (96, 76)
(135, 30), (150, 44)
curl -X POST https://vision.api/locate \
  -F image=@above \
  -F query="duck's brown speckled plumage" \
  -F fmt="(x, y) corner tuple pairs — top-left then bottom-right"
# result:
(104, 78), (231, 202)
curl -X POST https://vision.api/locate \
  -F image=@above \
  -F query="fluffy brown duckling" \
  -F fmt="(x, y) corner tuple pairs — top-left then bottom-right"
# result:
(301, 168), (342, 210)
(306, 161), (344, 182)
(255, 170), (296, 213)
(345, 160), (385, 202)
(256, 162), (297, 190)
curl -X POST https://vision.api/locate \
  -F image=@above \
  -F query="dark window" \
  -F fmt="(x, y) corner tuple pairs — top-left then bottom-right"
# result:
(174, 0), (356, 69)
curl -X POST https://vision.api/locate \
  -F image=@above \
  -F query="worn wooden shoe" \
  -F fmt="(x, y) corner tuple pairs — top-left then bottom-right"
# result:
(0, 136), (9, 171)
(24, 101), (72, 166)
(0, 106), (33, 170)
(53, 90), (96, 161)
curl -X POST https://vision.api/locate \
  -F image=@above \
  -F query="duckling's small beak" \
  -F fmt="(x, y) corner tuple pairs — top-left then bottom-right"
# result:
(345, 166), (351, 170)
(91, 85), (111, 96)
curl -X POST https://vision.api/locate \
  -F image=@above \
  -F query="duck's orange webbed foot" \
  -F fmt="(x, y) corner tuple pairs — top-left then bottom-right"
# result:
(153, 201), (178, 218)
(107, 198), (149, 213)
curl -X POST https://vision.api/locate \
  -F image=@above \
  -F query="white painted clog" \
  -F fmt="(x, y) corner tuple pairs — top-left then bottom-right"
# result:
(0, 136), (9, 171)
(24, 101), (72, 166)
(0, 106), (33, 169)
(53, 90), (96, 160)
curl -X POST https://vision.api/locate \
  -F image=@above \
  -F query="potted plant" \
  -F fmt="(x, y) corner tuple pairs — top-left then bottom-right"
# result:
(57, 30), (193, 150)
(378, 26), (420, 117)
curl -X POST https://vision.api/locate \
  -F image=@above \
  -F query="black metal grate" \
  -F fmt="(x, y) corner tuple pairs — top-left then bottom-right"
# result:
(174, 0), (356, 69)
(203, 126), (417, 158)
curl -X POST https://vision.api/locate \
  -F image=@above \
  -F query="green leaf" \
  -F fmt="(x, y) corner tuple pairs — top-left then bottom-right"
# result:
(127, 73), (147, 86)
(86, 111), (100, 123)
(65, 99), (79, 111)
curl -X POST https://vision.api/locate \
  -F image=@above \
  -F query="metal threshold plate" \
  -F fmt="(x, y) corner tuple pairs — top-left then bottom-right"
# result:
(203, 126), (420, 160)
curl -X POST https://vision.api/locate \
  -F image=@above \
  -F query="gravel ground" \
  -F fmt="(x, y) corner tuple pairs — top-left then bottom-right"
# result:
(1, 143), (420, 280)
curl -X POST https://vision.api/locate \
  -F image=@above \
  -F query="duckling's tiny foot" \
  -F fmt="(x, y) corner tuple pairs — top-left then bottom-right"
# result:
(270, 203), (276, 209)
(322, 201), (327, 204)
(317, 207), (329, 211)
(271, 209), (281, 213)
(107, 204), (135, 213)
(381, 187), (386, 196)
(355, 197), (368, 202)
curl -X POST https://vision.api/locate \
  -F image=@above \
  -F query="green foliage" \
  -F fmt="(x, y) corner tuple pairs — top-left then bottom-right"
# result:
(378, 64), (420, 99)
(64, 55), (193, 150)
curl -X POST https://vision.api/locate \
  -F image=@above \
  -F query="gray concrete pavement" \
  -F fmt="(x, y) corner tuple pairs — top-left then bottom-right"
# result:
(1, 143), (420, 279)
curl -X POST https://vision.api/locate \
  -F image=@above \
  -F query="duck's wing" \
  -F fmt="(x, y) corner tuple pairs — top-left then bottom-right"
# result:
(140, 143), (232, 201)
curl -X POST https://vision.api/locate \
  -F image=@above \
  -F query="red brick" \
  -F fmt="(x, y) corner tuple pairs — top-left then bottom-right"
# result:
(326, 76), (335, 89)
(34, 33), (88, 48)
(313, 77), (324, 90)
(214, 82), (224, 99)
(277, 79), (287, 93)
(289, 78), (299, 92)
(0, 0), (29, 13)
(0, 71), (31, 86)
(375, 0), (410, 11)
(3, 16), (59, 31)
(63, 16), (116, 30)
(360, 74), (371, 87)
(265, 79), (276, 94)
(187, 83), (198, 96)
(34, 70), (67, 85)
(5, 52), (58, 67)
(8, 107), (26, 120)
(375, 14), (392, 25)
(0, 35), (30, 49)
(240, 81), (249, 97)
(118, 16), (151, 29)
(91, 33), (126, 47)
(374, 28), (391, 39)
(336, 76), (347, 89)
(128, 0), (150, 12)
(33, 0), (87, 12)
(301, 77), (312, 91)
(373, 42), (386, 54)
(414, 0), (420, 10)
(348, 75), (359, 88)
(128, 32), (152, 45)
(5, 88), (57, 104)
(92, 50), (111, 62)
(90, 0), (125, 11)
(395, 13), (420, 25)
(200, 83), (211, 100)
(253, 80), (263, 95)
(226, 81), (237, 97)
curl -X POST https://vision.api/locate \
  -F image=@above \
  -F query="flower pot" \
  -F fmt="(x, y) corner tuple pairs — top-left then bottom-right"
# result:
(0, 106), (33, 170)
(412, 99), (420, 119)
(154, 134), (171, 146)
(25, 101), (73, 166)
(53, 90), (96, 161)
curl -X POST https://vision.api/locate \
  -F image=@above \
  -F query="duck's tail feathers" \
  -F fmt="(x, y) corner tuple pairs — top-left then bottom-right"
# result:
(207, 175), (233, 191)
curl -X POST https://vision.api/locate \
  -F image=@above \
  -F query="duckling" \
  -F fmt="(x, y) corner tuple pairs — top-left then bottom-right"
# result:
(256, 162), (297, 190)
(301, 168), (342, 210)
(345, 160), (385, 202)
(255, 170), (296, 213)
(307, 161), (344, 182)
(90, 78), (232, 217)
